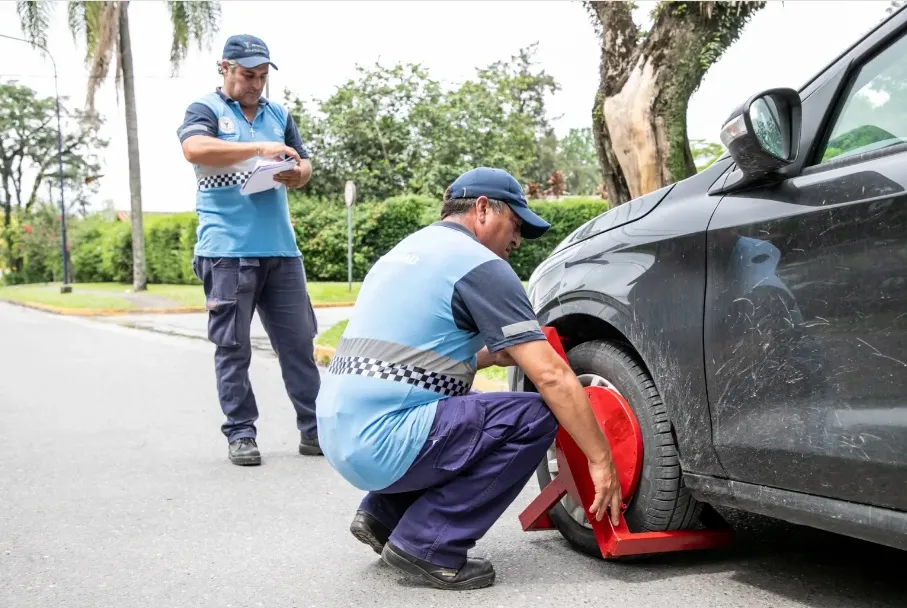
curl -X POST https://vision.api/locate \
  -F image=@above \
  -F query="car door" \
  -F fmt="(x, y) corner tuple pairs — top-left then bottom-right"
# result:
(703, 28), (907, 511)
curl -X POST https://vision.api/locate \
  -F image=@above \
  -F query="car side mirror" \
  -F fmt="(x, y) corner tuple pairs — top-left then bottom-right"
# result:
(719, 88), (802, 178)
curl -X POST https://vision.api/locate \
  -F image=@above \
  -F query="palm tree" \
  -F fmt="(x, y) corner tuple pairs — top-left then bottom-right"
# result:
(17, 0), (221, 291)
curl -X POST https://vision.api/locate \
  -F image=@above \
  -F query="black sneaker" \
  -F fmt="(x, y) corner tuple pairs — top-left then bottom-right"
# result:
(381, 541), (495, 590)
(229, 437), (261, 466)
(299, 434), (323, 456)
(349, 510), (391, 555)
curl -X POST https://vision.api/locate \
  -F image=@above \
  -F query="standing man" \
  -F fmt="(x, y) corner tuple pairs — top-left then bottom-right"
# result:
(316, 168), (622, 590)
(176, 34), (322, 466)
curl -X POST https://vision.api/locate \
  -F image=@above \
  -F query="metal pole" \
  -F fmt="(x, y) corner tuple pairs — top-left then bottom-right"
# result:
(53, 69), (70, 292)
(347, 205), (352, 292)
(0, 34), (69, 293)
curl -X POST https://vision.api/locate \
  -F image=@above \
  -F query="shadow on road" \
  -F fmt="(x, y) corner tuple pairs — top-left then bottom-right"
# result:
(515, 508), (906, 607)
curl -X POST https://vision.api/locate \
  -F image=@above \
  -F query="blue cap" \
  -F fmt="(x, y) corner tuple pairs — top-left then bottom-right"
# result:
(222, 34), (278, 70)
(447, 167), (550, 239)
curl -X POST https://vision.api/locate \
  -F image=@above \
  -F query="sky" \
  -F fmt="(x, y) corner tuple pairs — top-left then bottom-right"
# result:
(0, 0), (894, 213)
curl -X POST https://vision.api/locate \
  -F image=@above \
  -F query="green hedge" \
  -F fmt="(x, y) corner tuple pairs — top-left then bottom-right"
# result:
(60, 195), (608, 284)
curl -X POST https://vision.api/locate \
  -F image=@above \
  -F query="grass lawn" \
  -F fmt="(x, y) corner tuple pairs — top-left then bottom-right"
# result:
(317, 320), (507, 385)
(0, 284), (134, 310)
(0, 281), (361, 310)
(79, 281), (361, 305)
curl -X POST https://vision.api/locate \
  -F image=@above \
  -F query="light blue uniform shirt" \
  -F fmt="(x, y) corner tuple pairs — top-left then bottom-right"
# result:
(316, 222), (545, 491)
(176, 88), (310, 258)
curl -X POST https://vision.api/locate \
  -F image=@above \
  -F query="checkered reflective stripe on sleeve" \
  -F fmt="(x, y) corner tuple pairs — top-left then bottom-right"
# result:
(197, 171), (252, 191)
(328, 355), (471, 397)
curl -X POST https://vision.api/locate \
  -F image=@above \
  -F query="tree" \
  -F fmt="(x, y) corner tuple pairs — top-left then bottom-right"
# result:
(690, 139), (726, 171)
(558, 127), (601, 196)
(0, 81), (106, 273)
(284, 44), (562, 203)
(586, 1), (765, 206)
(17, 0), (222, 291)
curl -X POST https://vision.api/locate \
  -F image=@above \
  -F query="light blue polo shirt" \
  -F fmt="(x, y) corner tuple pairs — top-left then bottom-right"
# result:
(316, 221), (546, 491)
(176, 88), (310, 258)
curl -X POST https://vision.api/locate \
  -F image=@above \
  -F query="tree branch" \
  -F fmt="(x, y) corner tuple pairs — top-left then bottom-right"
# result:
(587, 1), (640, 96)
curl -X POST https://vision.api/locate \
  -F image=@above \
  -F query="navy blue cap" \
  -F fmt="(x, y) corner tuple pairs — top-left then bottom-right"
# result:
(447, 167), (550, 239)
(222, 34), (278, 70)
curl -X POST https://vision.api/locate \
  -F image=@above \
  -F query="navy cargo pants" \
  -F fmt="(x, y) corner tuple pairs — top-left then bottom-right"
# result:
(193, 256), (321, 443)
(359, 392), (558, 568)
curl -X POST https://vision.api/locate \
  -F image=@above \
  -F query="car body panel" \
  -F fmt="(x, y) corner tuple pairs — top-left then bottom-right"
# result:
(518, 7), (907, 546)
(523, 158), (735, 478)
(705, 47), (907, 512)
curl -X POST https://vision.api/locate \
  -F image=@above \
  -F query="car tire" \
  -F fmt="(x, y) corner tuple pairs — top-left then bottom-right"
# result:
(534, 339), (704, 559)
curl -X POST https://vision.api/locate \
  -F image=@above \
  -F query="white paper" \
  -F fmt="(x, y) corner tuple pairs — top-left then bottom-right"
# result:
(239, 157), (298, 196)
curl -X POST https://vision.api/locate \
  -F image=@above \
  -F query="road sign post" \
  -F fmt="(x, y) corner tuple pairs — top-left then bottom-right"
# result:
(344, 181), (357, 292)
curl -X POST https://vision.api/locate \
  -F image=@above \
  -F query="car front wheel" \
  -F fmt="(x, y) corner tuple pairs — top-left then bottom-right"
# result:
(534, 339), (704, 559)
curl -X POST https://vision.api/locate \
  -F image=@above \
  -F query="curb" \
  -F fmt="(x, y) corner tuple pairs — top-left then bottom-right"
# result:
(0, 299), (357, 317)
(311, 344), (509, 392)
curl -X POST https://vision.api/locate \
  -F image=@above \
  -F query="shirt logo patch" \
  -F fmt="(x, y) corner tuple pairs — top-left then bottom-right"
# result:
(219, 116), (235, 134)
(273, 126), (282, 136)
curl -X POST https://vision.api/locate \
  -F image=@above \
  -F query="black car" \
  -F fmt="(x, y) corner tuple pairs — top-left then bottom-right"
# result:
(511, 6), (907, 557)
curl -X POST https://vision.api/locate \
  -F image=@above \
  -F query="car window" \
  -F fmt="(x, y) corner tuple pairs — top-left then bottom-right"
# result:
(818, 33), (907, 164)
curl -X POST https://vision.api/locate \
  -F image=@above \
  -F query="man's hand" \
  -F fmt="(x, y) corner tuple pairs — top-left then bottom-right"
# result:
(588, 458), (622, 526)
(476, 346), (516, 370)
(257, 142), (301, 163)
(182, 136), (302, 168)
(274, 159), (313, 189)
(506, 339), (622, 525)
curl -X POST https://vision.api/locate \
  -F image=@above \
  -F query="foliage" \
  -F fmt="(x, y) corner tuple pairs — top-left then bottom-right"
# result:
(507, 198), (609, 276)
(585, 1), (764, 205)
(0, 81), (106, 273)
(27, 193), (608, 286)
(285, 45), (600, 204)
(559, 128), (602, 195)
(17, 0), (222, 291)
(691, 139), (726, 171)
(1, 203), (71, 285)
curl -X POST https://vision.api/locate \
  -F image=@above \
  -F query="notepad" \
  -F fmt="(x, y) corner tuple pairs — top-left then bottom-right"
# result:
(239, 157), (297, 196)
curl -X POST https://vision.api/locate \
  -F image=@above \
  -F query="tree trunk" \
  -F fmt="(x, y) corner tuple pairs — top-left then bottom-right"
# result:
(589, 1), (765, 205)
(119, 2), (147, 291)
(1, 165), (14, 271)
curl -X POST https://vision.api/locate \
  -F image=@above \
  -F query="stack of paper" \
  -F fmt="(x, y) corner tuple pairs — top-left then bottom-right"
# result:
(240, 157), (297, 195)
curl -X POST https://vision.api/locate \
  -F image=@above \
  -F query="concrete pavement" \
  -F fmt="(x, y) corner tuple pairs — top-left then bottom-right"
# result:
(2, 302), (905, 608)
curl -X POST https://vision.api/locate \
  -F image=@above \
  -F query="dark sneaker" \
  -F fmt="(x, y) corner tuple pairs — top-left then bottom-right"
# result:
(229, 437), (261, 466)
(299, 434), (323, 456)
(381, 541), (495, 590)
(349, 510), (391, 555)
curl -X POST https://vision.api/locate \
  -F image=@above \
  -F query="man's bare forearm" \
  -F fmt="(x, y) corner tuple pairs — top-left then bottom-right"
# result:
(181, 136), (260, 167)
(507, 341), (614, 465)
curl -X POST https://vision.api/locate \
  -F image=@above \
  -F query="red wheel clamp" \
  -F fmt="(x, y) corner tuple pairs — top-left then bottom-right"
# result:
(518, 326), (733, 559)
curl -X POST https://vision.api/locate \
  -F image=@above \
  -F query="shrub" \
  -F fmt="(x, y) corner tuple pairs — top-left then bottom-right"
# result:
(23, 193), (607, 285)
(145, 213), (199, 284)
(508, 199), (609, 279)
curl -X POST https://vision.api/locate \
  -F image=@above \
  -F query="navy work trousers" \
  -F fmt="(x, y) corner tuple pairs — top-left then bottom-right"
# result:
(359, 391), (558, 568)
(194, 256), (321, 443)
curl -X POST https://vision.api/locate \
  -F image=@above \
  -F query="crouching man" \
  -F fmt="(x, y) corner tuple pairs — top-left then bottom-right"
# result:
(316, 168), (622, 590)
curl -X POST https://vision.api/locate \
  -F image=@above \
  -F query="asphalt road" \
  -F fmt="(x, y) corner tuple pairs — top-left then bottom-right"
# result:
(2, 302), (904, 608)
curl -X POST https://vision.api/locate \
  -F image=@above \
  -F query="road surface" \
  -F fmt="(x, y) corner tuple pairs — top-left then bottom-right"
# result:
(1, 302), (904, 608)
